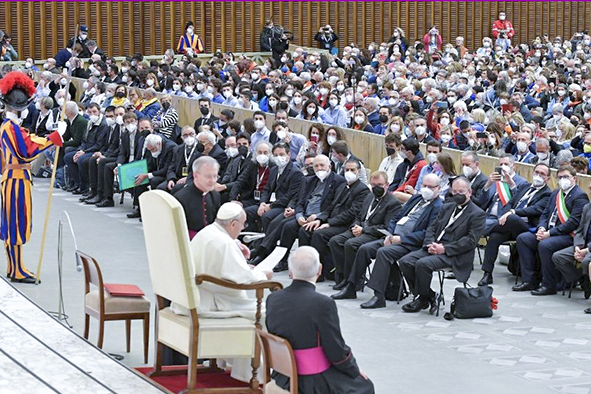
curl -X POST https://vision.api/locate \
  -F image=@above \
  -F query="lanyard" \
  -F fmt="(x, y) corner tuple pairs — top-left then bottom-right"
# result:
(184, 144), (197, 166)
(256, 167), (269, 189)
(437, 206), (465, 242)
(365, 198), (382, 221)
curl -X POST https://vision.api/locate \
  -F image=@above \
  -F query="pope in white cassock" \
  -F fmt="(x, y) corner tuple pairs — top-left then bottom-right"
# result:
(172, 202), (273, 382)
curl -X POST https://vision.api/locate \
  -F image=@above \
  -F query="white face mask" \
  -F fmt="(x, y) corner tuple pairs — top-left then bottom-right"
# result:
(266, 89), (274, 96)
(315, 170), (329, 181)
(536, 152), (548, 161)
(336, 84), (345, 92)
(420, 187), (435, 201)
(327, 135), (337, 146)
(346, 95), (354, 103)
(226, 147), (239, 158)
(105, 117), (115, 127)
(441, 134), (452, 143)
(285, 89), (294, 97)
(183, 136), (196, 146)
(319, 88), (329, 96)
(559, 178), (572, 191)
(151, 148), (162, 158)
(115, 115), (124, 125)
(440, 118), (450, 126)
(83, 81), (89, 90)
(256, 154), (269, 166)
(427, 153), (438, 164)
(223, 90), (233, 98)
(415, 126), (426, 136)
(196, 83), (205, 92)
(127, 123), (137, 133)
(269, 99), (278, 108)
(185, 86), (194, 93)
(173, 84), (181, 91)
(89, 114), (99, 124)
(274, 155), (288, 167)
(80, 33), (87, 40)
(532, 174), (545, 187)
(146, 79), (154, 86)
(516, 141), (528, 153)
(447, 96), (457, 104)
(344, 171), (358, 184)
(276, 129), (287, 140)
(254, 120), (265, 130)
(462, 165), (474, 178)
(329, 99), (339, 107)
(391, 124), (401, 133)
(354, 115), (365, 124)
(307, 106), (316, 115)
(500, 164), (511, 175)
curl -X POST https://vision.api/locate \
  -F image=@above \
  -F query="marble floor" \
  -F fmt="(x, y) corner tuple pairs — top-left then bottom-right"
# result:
(8, 178), (591, 394)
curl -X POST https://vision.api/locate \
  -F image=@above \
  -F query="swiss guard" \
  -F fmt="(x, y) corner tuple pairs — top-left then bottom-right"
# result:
(0, 71), (64, 283)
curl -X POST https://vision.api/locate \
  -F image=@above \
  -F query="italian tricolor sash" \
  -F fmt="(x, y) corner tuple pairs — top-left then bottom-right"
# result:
(496, 181), (512, 206)
(556, 190), (571, 224)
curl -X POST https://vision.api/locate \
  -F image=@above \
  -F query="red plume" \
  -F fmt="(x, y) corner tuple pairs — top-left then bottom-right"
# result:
(0, 71), (36, 97)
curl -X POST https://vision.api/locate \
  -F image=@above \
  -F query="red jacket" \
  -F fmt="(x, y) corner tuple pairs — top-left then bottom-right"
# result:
(492, 20), (515, 39)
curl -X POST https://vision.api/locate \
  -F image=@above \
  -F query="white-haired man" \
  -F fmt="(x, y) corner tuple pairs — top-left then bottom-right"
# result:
(266, 246), (374, 393)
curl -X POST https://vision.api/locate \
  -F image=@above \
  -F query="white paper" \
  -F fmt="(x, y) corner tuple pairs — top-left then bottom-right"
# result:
(253, 247), (288, 272)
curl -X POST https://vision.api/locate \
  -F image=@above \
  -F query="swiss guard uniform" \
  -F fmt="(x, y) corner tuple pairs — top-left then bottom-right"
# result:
(0, 72), (63, 283)
(176, 21), (205, 55)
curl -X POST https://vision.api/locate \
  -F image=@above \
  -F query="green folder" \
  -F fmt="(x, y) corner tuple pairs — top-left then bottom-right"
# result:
(117, 160), (149, 191)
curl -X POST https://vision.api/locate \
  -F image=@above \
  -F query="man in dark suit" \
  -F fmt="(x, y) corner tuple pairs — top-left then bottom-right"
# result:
(215, 132), (251, 203)
(333, 174), (443, 308)
(460, 151), (488, 208)
(193, 97), (219, 130)
(552, 194), (591, 298)
(126, 132), (176, 219)
(514, 165), (589, 295)
(265, 246), (375, 394)
(244, 142), (303, 232)
(478, 163), (552, 286)
(198, 130), (227, 175)
(159, 126), (202, 194)
(329, 141), (368, 185)
(298, 158), (370, 274)
(83, 106), (122, 204)
(399, 176), (486, 314)
(230, 141), (276, 207)
(329, 171), (402, 290)
(250, 155), (345, 270)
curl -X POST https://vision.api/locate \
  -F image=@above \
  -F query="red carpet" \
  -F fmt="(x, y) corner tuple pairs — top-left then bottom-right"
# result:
(136, 366), (253, 393)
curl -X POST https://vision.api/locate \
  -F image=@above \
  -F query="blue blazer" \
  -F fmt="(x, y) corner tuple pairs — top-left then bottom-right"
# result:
(538, 185), (589, 236)
(480, 174), (528, 214)
(387, 194), (443, 247)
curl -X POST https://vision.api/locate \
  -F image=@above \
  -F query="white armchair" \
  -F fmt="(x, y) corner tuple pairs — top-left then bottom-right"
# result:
(139, 190), (282, 393)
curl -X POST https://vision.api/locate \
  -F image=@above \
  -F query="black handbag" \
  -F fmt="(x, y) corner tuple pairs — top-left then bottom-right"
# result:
(445, 284), (493, 320)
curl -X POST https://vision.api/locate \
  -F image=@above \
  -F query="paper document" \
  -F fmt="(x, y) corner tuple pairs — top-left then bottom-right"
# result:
(117, 160), (149, 191)
(378, 229), (393, 237)
(253, 247), (288, 272)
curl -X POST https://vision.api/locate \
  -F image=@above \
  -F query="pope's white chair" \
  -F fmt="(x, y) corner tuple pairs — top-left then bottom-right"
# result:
(140, 190), (282, 393)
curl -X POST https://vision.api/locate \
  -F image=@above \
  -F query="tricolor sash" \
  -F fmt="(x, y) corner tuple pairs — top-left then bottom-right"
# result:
(556, 190), (571, 224)
(496, 181), (512, 206)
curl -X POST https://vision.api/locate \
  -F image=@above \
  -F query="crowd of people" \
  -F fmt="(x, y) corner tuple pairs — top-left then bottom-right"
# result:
(2, 13), (591, 312)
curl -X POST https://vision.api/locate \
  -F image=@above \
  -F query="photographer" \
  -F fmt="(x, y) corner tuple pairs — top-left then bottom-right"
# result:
(492, 11), (515, 50)
(314, 25), (339, 54)
(271, 29), (291, 67)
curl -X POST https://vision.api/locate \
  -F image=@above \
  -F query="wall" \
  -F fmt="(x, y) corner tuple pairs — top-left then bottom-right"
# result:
(3, 1), (590, 60)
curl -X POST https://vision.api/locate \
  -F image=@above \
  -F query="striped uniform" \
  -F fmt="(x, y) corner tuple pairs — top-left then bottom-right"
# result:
(176, 33), (205, 54)
(0, 118), (62, 280)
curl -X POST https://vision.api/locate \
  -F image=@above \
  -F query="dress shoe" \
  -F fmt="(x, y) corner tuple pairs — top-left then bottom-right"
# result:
(429, 293), (442, 315)
(248, 255), (265, 266)
(401, 297), (430, 313)
(71, 188), (84, 195)
(96, 198), (115, 208)
(11, 276), (38, 284)
(333, 280), (348, 291)
(127, 209), (141, 219)
(478, 272), (493, 286)
(65, 185), (77, 192)
(80, 193), (96, 203)
(331, 283), (357, 300)
(273, 259), (288, 273)
(531, 286), (557, 296)
(581, 278), (591, 300)
(85, 195), (101, 205)
(360, 295), (386, 309)
(512, 282), (538, 292)
(584, 307), (591, 314)
(81, 189), (92, 197)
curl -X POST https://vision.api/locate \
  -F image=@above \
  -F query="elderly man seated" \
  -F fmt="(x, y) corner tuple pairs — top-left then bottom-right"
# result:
(172, 201), (273, 382)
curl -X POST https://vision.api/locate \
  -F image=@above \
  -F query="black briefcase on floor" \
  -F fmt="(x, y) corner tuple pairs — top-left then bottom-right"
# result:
(448, 284), (494, 319)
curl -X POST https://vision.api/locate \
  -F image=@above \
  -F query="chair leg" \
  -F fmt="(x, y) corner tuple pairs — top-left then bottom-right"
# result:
(397, 274), (404, 305)
(143, 313), (150, 364)
(438, 271), (446, 306)
(84, 314), (90, 339)
(97, 317), (105, 349)
(125, 319), (131, 353)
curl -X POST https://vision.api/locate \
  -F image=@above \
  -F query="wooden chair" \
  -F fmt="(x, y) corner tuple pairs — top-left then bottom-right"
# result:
(139, 190), (282, 394)
(256, 329), (297, 394)
(78, 250), (150, 363)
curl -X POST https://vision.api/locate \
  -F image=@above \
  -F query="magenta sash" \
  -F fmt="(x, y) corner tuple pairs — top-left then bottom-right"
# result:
(293, 346), (331, 375)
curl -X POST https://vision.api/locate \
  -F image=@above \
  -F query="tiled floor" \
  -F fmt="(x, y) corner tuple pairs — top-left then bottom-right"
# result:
(9, 178), (591, 394)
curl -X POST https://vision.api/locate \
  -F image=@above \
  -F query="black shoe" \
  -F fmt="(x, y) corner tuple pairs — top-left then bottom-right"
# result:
(333, 280), (348, 291)
(331, 283), (357, 300)
(273, 259), (289, 273)
(360, 295), (386, 309)
(95, 198), (115, 208)
(531, 286), (557, 296)
(402, 297), (430, 313)
(81, 189), (92, 197)
(85, 195), (101, 205)
(127, 208), (140, 219)
(10, 276), (38, 284)
(585, 307), (591, 314)
(71, 188), (84, 195)
(478, 272), (493, 286)
(512, 282), (538, 292)
(80, 193), (96, 203)
(429, 292), (442, 316)
(581, 277), (591, 300)
(248, 255), (265, 266)
(65, 185), (77, 192)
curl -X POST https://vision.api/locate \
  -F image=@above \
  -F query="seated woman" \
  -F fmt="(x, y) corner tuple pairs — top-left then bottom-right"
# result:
(349, 107), (374, 132)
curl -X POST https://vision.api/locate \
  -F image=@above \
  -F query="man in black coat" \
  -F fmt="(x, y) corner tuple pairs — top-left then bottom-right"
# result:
(198, 130), (227, 175)
(329, 171), (402, 286)
(399, 176), (486, 314)
(193, 98), (219, 130)
(333, 174), (443, 308)
(478, 163), (552, 286)
(215, 133), (251, 203)
(158, 126), (202, 194)
(244, 142), (303, 232)
(266, 246), (374, 394)
(298, 159), (370, 273)
(460, 151), (488, 208)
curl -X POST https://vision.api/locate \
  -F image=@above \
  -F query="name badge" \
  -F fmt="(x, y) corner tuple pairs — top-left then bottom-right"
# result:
(270, 192), (276, 203)
(182, 166), (188, 176)
(254, 190), (261, 201)
(397, 216), (409, 226)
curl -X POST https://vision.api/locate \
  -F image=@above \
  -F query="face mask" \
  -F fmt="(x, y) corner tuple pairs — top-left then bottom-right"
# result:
(415, 126), (426, 136)
(269, 99), (278, 108)
(200, 107), (209, 116)
(266, 89), (274, 96)
(319, 88), (329, 96)
(516, 141), (528, 153)
(346, 95), (354, 103)
(207, 86), (214, 94)
(329, 99), (339, 107)
(462, 165), (474, 178)
(532, 174), (545, 187)
(285, 89), (294, 97)
(355, 115), (365, 125)
(315, 170), (329, 181)
(499, 15), (506, 21)
(427, 153), (438, 164)
(336, 84), (345, 92)
(536, 152), (548, 161)
(307, 106), (317, 116)
(584, 145), (591, 154)
(293, 96), (302, 105)
(226, 147), (239, 158)
(327, 135), (337, 146)
(500, 164), (511, 174)
(391, 124), (401, 133)
(254, 120), (265, 130)
(237, 145), (249, 157)
(274, 155), (288, 167)
(60, 78), (68, 86)
(344, 171), (358, 184)
(386, 147), (397, 156)
(441, 134), (452, 143)
(186, 86), (194, 93)
(440, 118), (450, 126)
(420, 188), (435, 201)
(83, 81), (89, 90)
(127, 123), (137, 133)
(559, 178), (572, 191)
(276, 128), (288, 140)
(388, 98), (398, 106)
(251, 73), (260, 81)
(372, 185), (385, 198)
(114, 115), (124, 125)
(196, 83), (205, 91)
(379, 115), (388, 123)
(256, 154), (269, 166)
(122, 76), (128, 83)
(151, 149), (162, 158)
(105, 117), (115, 127)
(453, 193), (467, 205)
(448, 96), (457, 104)
(558, 90), (566, 97)
(89, 115), (99, 124)
(221, 90), (233, 99)
(80, 34), (87, 40)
